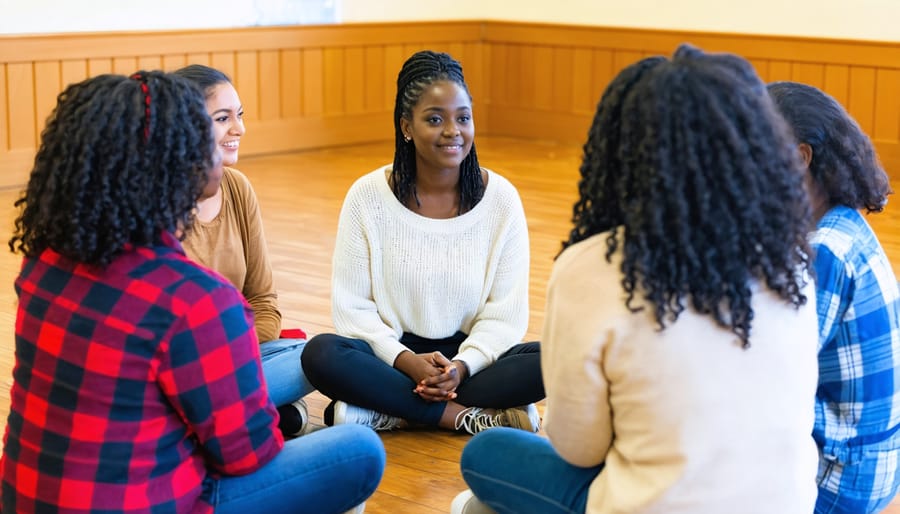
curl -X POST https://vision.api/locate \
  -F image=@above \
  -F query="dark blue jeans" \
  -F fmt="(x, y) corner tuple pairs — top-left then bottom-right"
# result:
(301, 332), (544, 426)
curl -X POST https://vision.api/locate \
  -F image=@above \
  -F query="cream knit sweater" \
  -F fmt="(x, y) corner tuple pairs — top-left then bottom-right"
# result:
(542, 233), (820, 514)
(331, 166), (530, 375)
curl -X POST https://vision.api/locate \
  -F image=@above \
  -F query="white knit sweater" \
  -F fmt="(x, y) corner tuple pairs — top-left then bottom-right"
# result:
(331, 166), (530, 375)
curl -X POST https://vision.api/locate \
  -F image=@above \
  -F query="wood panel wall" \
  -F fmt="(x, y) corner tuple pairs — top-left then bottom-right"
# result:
(482, 22), (900, 175)
(0, 22), (485, 189)
(1, 21), (899, 189)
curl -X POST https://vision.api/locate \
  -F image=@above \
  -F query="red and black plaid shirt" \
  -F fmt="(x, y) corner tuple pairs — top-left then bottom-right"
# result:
(1, 232), (283, 513)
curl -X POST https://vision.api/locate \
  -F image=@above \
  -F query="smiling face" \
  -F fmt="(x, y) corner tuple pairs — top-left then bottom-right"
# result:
(400, 80), (474, 177)
(199, 81), (244, 198)
(207, 82), (244, 166)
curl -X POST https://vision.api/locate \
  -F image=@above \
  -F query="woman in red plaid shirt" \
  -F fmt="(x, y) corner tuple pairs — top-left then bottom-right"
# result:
(1, 71), (384, 513)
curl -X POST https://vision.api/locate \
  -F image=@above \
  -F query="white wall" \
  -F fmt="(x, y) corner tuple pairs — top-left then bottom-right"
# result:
(1, 0), (898, 42)
(341, 0), (900, 42)
(0, 0), (339, 34)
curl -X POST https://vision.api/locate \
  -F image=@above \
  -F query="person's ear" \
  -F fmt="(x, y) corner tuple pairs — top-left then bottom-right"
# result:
(798, 143), (813, 169)
(400, 118), (411, 142)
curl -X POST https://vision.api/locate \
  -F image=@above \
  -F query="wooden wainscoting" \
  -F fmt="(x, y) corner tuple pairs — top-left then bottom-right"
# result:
(481, 22), (900, 176)
(0, 22), (487, 189)
(1, 21), (899, 182)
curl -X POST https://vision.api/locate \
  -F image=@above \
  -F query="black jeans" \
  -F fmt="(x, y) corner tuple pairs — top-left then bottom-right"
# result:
(301, 331), (544, 426)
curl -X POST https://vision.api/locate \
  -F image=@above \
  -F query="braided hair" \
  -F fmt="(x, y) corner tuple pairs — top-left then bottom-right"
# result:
(9, 70), (214, 267)
(565, 44), (812, 347)
(392, 50), (484, 213)
(768, 81), (891, 213)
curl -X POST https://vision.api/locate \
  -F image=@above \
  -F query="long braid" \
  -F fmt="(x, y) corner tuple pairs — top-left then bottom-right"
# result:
(392, 50), (484, 213)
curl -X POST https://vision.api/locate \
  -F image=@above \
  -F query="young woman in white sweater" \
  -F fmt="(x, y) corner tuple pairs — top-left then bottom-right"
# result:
(452, 45), (821, 514)
(301, 50), (544, 434)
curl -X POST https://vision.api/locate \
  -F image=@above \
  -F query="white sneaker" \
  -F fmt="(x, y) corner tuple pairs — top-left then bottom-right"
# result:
(327, 400), (402, 431)
(522, 403), (541, 432)
(343, 502), (365, 514)
(454, 405), (540, 435)
(451, 490), (496, 514)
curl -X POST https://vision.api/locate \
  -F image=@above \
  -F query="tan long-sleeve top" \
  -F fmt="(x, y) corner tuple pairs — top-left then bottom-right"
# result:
(182, 167), (281, 343)
(542, 233), (820, 514)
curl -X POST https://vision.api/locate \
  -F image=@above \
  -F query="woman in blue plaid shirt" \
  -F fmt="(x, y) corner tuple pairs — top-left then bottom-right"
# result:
(769, 81), (900, 514)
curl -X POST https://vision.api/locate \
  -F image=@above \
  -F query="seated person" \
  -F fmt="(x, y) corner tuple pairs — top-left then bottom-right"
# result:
(452, 45), (821, 514)
(301, 50), (544, 434)
(769, 80), (900, 514)
(0, 70), (384, 514)
(174, 64), (312, 437)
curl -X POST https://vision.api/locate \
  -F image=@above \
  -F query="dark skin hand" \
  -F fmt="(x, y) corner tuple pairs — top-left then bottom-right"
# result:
(394, 350), (469, 402)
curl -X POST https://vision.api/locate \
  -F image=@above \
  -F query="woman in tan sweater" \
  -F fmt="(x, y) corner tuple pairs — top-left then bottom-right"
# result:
(452, 45), (820, 514)
(174, 65), (313, 438)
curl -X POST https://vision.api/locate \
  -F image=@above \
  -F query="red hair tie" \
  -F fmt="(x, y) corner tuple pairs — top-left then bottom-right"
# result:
(129, 72), (152, 141)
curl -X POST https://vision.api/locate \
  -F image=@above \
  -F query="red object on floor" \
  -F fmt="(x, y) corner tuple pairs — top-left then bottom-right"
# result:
(279, 328), (307, 340)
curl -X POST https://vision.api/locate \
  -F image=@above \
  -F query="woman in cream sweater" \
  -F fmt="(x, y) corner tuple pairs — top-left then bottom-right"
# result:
(452, 45), (821, 514)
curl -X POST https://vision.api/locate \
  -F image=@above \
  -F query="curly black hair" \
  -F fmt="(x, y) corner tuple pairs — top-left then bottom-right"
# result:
(392, 50), (484, 213)
(767, 81), (891, 213)
(9, 70), (215, 267)
(565, 44), (813, 347)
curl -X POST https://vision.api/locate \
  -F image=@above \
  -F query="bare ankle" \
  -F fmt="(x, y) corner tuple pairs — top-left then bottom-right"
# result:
(439, 401), (468, 430)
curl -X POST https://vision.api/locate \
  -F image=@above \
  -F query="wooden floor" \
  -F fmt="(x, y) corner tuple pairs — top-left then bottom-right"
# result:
(0, 135), (898, 512)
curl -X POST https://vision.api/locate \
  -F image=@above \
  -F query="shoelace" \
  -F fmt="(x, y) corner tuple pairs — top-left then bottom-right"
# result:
(454, 407), (504, 434)
(361, 409), (399, 431)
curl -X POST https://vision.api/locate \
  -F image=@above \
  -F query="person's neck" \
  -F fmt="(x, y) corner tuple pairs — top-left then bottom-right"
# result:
(411, 168), (460, 219)
(196, 186), (224, 222)
(415, 167), (459, 193)
(808, 181), (832, 224)
(812, 202), (832, 223)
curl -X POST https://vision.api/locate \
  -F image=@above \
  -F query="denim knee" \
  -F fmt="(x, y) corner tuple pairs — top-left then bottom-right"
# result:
(339, 424), (387, 494)
(461, 427), (506, 472)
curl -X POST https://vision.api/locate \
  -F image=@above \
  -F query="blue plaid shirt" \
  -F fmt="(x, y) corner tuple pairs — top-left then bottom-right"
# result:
(812, 206), (900, 509)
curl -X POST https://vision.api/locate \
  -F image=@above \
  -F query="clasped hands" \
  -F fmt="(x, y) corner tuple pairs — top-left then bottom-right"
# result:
(394, 350), (468, 402)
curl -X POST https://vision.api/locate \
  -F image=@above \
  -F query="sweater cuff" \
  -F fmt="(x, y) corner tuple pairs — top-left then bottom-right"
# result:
(453, 348), (492, 376)
(374, 339), (410, 367)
